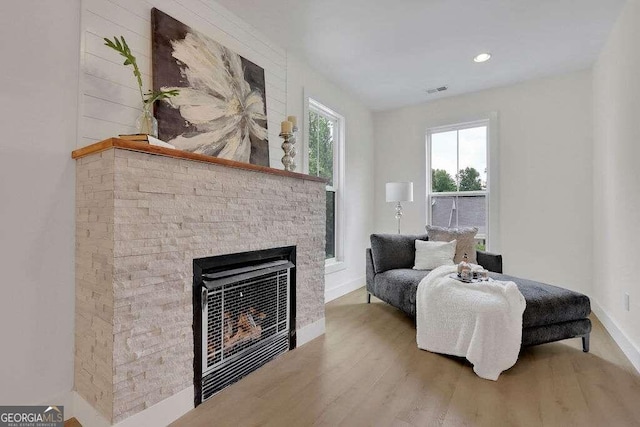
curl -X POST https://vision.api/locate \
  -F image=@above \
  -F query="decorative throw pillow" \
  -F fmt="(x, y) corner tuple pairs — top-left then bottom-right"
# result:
(426, 225), (478, 264)
(413, 239), (457, 270)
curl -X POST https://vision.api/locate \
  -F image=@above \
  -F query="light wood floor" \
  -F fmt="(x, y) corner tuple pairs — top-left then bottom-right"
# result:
(173, 287), (640, 427)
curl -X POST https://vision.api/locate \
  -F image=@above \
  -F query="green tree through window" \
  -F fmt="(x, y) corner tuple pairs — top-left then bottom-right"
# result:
(308, 111), (334, 186)
(432, 169), (457, 192)
(457, 167), (483, 191)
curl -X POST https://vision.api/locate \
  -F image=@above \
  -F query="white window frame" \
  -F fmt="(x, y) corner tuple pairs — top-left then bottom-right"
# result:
(425, 113), (499, 252)
(304, 97), (345, 273)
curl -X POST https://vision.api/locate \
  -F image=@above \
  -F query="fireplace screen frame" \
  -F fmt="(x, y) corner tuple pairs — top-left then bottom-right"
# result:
(193, 246), (296, 406)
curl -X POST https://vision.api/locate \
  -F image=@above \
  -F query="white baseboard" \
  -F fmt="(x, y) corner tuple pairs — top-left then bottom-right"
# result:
(114, 387), (193, 427)
(69, 387), (193, 427)
(592, 300), (640, 374)
(71, 392), (110, 427)
(296, 317), (325, 346)
(325, 276), (364, 303)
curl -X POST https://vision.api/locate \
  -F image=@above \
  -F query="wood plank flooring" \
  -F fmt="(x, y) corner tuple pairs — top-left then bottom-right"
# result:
(172, 287), (640, 427)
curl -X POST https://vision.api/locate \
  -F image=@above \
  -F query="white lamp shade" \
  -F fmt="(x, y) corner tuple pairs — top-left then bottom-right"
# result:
(386, 182), (414, 202)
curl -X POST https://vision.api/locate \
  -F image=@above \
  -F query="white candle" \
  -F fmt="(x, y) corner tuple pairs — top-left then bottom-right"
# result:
(281, 120), (293, 133)
(287, 115), (297, 127)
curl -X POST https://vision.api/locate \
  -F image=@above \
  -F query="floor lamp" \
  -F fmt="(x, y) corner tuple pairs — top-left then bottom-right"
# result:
(386, 182), (414, 234)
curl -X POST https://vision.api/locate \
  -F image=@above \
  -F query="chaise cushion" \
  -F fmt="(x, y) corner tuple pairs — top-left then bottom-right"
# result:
(373, 268), (431, 317)
(370, 233), (428, 273)
(371, 265), (591, 329)
(489, 273), (591, 328)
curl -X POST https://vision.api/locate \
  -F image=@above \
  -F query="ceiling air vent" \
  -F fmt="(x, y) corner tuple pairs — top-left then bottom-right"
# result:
(426, 85), (448, 95)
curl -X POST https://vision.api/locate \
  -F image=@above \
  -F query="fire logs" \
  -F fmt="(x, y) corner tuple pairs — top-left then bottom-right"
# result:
(223, 307), (266, 350)
(206, 307), (268, 361)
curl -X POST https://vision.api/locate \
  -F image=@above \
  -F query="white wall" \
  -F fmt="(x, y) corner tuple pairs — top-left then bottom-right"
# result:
(0, 0), (80, 405)
(592, 0), (640, 368)
(373, 70), (594, 295)
(287, 55), (375, 302)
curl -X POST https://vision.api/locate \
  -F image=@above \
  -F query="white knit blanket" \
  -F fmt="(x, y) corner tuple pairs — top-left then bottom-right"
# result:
(416, 265), (526, 380)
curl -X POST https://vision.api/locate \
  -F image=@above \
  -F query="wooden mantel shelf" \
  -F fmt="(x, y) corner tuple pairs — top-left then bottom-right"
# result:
(72, 138), (326, 183)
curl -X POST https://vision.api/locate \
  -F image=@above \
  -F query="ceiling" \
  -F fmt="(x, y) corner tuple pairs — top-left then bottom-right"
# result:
(217, 0), (626, 111)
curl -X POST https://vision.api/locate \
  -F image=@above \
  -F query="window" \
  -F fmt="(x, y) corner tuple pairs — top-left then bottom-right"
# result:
(427, 121), (489, 249)
(307, 98), (344, 263)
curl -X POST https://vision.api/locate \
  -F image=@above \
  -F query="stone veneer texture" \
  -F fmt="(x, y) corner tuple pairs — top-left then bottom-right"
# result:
(75, 148), (326, 423)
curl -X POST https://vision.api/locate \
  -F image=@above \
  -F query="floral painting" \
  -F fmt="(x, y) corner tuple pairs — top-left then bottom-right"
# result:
(151, 8), (269, 166)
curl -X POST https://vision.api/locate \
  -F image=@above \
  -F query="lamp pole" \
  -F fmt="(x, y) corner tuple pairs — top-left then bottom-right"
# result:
(395, 202), (403, 234)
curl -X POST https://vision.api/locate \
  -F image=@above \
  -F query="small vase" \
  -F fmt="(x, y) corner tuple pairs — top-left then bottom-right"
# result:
(136, 104), (158, 137)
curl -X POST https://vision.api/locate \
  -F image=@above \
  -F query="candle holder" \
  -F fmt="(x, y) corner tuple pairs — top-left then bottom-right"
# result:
(280, 131), (294, 171)
(288, 124), (298, 172)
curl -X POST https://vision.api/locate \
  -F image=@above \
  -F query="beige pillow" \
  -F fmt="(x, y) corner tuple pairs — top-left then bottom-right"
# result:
(426, 225), (478, 264)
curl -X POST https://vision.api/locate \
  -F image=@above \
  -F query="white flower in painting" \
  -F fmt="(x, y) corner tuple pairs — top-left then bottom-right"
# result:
(162, 31), (267, 163)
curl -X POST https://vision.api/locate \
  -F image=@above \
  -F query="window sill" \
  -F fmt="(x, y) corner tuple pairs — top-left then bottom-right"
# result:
(325, 260), (346, 275)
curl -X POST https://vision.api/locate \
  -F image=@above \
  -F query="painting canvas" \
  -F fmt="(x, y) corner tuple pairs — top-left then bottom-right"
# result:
(151, 8), (270, 166)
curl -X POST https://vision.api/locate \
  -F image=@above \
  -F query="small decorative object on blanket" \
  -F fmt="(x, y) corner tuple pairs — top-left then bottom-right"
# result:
(457, 253), (472, 281)
(416, 265), (526, 380)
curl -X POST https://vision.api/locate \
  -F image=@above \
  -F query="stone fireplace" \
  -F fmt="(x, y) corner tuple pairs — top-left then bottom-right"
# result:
(193, 246), (297, 405)
(73, 139), (326, 425)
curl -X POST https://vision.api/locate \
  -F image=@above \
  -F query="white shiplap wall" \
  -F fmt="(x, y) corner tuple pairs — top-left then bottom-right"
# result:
(80, 0), (287, 168)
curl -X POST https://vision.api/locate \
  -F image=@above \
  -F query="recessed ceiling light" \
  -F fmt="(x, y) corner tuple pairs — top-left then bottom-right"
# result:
(474, 53), (492, 63)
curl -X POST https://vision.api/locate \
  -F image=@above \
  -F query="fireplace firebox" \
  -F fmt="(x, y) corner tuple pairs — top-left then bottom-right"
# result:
(193, 247), (296, 405)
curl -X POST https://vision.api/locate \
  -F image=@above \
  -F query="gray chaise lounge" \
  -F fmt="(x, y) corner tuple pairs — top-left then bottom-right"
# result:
(366, 233), (592, 351)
